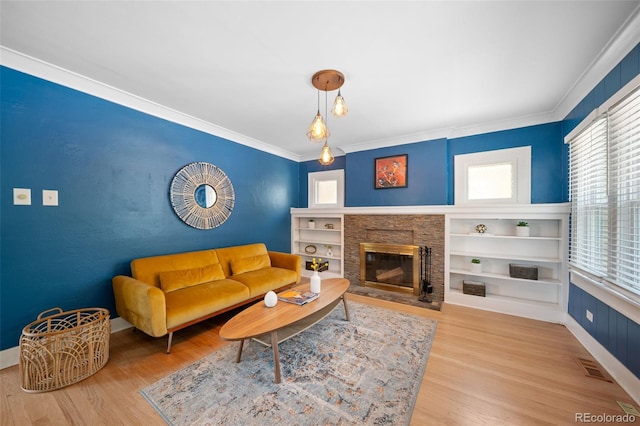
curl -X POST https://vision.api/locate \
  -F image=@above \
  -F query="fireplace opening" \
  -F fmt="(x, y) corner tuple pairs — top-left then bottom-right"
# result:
(359, 243), (420, 295)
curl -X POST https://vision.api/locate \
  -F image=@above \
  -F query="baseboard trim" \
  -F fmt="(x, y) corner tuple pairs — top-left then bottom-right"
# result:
(565, 314), (640, 405)
(0, 317), (133, 371)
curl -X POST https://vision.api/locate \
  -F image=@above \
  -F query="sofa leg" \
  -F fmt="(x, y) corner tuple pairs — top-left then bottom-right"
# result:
(166, 332), (173, 354)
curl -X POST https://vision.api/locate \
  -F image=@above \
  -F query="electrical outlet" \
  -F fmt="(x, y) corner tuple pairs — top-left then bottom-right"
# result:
(586, 309), (594, 322)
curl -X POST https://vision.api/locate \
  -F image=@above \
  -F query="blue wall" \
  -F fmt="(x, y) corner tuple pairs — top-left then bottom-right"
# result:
(347, 139), (449, 206)
(564, 43), (640, 379)
(0, 67), (299, 350)
(569, 284), (640, 379)
(300, 123), (565, 206)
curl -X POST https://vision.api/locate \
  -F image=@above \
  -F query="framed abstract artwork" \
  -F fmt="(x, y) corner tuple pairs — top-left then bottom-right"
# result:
(375, 154), (407, 189)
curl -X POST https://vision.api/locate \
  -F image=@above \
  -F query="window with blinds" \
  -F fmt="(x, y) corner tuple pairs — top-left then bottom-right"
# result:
(567, 83), (640, 297)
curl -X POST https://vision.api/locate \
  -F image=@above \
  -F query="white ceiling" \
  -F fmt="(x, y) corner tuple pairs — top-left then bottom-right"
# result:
(2, 1), (640, 161)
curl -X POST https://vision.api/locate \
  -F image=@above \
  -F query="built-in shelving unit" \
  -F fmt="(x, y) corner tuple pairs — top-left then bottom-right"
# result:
(445, 205), (570, 322)
(291, 213), (344, 278)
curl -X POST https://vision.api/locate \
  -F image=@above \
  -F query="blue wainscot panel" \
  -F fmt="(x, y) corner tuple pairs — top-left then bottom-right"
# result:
(568, 283), (640, 379)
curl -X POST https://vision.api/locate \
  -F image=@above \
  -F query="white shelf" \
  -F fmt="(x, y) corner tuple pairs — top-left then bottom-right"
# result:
(294, 252), (342, 261)
(294, 239), (342, 246)
(451, 233), (562, 241)
(450, 269), (562, 286)
(291, 213), (344, 278)
(295, 227), (342, 232)
(450, 251), (562, 263)
(445, 209), (569, 322)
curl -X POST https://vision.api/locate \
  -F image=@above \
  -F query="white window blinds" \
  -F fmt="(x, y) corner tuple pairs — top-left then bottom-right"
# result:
(569, 115), (608, 276)
(608, 87), (640, 294)
(568, 84), (640, 297)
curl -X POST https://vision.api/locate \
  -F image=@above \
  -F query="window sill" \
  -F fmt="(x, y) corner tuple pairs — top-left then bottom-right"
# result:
(569, 268), (640, 323)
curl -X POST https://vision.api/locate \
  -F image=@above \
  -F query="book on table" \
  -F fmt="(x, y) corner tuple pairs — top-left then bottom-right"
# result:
(278, 289), (319, 305)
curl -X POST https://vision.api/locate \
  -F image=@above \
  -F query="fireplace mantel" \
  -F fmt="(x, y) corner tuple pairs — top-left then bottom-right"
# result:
(291, 203), (570, 216)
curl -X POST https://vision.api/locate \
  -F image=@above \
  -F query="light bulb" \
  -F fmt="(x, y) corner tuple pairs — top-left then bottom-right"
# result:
(332, 90), (348, 118)
(319, 143), (334, 165)
(307, 111), (328, 143)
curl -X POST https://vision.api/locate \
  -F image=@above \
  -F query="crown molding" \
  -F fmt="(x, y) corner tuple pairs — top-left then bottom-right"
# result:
(0, 46), (302, 162)
(554, 4), (640, 120)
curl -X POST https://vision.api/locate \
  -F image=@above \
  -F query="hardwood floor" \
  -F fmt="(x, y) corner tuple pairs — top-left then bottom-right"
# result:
(1, 294), (636, 425)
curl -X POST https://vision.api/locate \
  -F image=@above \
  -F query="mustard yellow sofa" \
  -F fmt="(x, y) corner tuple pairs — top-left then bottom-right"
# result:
(112, 243), (301, 352)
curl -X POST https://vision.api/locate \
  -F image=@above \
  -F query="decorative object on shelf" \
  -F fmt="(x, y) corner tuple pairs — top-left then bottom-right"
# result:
(509, 264), (538, 280)
(463, 280), (486, 297)
(169, 162), (235, 230)
(304, 245), (317, 254)
(375, 154), (408, 189)
(326, 245), (333, 257)
(264, 291), (278, 308)
(308, 219), (315, 229)
(475, 224), (487, 234)
(469, 258), (482, 273)
(309, 258), (328, 293)
(516, 221), (530, 237)
(324, 223), (334, 229)
(306, 260), (328, 271)
(308, 69), (347, 166)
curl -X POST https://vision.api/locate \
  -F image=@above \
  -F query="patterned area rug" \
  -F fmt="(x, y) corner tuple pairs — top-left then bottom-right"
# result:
(141, 301), (437, 425)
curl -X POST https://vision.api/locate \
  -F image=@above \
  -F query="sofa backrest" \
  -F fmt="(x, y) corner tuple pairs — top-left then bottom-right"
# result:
(131, 249), (220, 288)
(214, 243), (269, 278)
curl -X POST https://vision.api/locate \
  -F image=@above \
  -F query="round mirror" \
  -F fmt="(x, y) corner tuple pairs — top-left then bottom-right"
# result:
(194, 184), (217, 208)
(170, 162), (235, 229)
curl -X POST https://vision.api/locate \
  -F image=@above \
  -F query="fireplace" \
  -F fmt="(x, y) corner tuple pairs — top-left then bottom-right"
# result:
(359, 243), (420, 295)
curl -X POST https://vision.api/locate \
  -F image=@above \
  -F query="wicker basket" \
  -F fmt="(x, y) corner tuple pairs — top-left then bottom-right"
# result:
(463, 280), (486, 297)
(19, 307), (110, 393)
(509, 264), (539, 280)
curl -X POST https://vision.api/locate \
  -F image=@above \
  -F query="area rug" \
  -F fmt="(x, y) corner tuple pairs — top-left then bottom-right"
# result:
(141, 301), (437, 426)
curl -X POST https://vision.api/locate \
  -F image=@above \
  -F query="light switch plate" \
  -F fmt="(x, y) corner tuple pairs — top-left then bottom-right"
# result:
(43, 190), (59, 206)
(13, 188), (31, 205)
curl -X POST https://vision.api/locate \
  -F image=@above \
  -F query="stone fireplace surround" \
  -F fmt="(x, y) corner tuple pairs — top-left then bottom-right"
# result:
(344, 214), (445, 305)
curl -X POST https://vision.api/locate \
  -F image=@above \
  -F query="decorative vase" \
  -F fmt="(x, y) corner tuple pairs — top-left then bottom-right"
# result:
(308, 220), (315, 229)
(326, 246), (333, 257)
(264, 290), (278, 307)
(470, 263), (482, 274)
(516, 226), (530, 237)
(310, 271), (321, 293)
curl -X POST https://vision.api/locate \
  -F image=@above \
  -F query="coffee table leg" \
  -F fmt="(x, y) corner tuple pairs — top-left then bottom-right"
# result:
(235, 339), (244, 363)
(342, 295), (351, 321)
(270, 331), (281, 384)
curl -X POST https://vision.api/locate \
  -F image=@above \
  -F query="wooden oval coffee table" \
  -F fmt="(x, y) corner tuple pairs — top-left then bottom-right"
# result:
(219, 278), (350, 383)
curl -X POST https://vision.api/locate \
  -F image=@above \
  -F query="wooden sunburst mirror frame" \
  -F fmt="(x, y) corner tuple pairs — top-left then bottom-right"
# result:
(169, 162), (235, 230)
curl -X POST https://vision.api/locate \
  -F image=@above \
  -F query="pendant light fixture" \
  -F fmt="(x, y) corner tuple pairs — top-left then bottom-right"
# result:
(306, 88), (329, 143)
(319, 142), (335, 165)
(307, 69), (348, 165)
(332, 89), (348, 118)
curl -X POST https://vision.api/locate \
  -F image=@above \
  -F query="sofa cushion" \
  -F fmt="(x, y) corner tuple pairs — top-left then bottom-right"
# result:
(159, 263), (225, 293)
(164, 279), (250, 329)
(230, 253), (271, 275)
(131, 249), (220, 287)
(214, 243), (269, 277)
(230, 267), (298, 297)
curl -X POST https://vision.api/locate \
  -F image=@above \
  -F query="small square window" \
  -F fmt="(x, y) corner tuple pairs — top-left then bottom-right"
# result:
(308, 170), (344, 208)
(316, 180), (338, 205)
(468, 163), (513, 200)
(454, 146), (530, 205)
